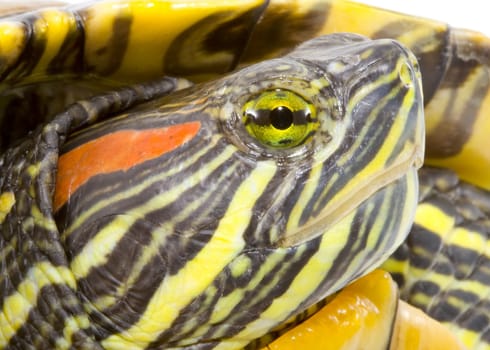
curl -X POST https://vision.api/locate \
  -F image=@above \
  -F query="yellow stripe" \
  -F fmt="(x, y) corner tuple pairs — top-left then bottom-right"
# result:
(0, 21), (26, 79)
(0, 192), (15, 223)
(321, 62), (411, 197)
(453, 327), (483, 350)
(348, 70), (416, 177)
(396, 25), (442, 50)
(102, 160), (277, 348)
(406, 204), (455, 286)
(449, 227), (487, 253)
(0, 262), (76, 347)
(70, 214), (138, 279)
(31, 204), (58, 232)
(409, 267), (486, 300)
(31, 10), (76, 81)
(414, 203), (455, 235)
(210, 254), (282, 325)
(56, 314), (92, 350)
(381, 171), (418, 275)
(286, 161), (322, 232)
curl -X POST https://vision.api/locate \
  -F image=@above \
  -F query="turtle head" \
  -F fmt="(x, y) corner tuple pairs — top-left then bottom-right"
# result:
(220, 33), (424, 247)
(55, 34), (424, 348)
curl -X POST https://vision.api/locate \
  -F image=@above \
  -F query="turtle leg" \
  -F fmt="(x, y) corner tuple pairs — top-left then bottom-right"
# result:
(0, 77), (190, 349)
(52, 77), (193, 141)
(384, 167), (490, 349)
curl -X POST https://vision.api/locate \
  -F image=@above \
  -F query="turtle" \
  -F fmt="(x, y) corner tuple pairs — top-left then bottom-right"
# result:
(0, 0), (489, 349)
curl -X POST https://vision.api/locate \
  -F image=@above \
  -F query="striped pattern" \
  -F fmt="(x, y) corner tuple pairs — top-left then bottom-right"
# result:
(0, 34), (423, 349)
(0, 0), (266, 86)
(0, 0), (488, 348)
(384, 167), (490, 349)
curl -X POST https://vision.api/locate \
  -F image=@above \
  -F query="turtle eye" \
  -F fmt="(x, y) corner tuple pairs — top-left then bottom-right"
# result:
(242, 90), (319, 149)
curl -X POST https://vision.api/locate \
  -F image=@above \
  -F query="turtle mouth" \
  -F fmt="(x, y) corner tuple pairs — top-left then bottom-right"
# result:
(278, 143), (423, 248)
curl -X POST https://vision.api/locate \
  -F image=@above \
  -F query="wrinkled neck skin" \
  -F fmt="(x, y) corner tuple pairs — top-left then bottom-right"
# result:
(53, 34), (424, 348)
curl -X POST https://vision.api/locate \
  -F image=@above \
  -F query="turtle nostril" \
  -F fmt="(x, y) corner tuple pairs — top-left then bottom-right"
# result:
(398, 61), (414, 88)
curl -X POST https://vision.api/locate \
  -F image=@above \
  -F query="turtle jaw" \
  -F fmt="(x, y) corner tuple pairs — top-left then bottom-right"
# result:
(278, 145), (423, 248)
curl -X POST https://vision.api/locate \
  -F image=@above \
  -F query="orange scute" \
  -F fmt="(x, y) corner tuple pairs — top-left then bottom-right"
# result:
(263, 270), (398, 350)
(54, 121), (201, 211)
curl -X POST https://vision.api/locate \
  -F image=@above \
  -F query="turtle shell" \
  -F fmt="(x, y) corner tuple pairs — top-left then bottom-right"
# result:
(0, 0), (489, 189)
(0, 1), (489, 350)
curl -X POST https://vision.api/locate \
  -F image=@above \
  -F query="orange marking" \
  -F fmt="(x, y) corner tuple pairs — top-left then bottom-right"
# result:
(54, 121), (201, 211)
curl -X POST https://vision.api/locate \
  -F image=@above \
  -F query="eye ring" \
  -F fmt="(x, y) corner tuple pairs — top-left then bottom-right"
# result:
(241, 90), (318, 149)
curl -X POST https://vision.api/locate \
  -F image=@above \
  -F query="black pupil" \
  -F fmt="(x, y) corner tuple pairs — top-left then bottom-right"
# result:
(270, 106), (293, 130)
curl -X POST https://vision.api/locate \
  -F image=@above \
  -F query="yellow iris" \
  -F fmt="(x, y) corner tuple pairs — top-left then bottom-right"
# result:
(242, 90), (318, 148)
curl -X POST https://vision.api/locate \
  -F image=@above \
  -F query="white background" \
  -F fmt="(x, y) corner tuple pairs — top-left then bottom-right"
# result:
(361, 0), (490, 36)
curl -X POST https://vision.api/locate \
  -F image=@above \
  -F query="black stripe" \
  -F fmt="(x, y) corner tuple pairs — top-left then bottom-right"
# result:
(240, 0), (330, 64)
(448, 289), (481, 305)
(0, 13), (47, 83)
(406, 225), (442, 270)
(60, 93), (198, 154)
(165, 161), (252, 276)
(468, 264), (490, 286)
(448, 244), (484, 279)
(321, 188), (385, 281)
(305, 177), (408, 312)
(146, 248), (266, 347)
(426, 67), (488, 158)
(390, 271), (406, 288)
(483, 328), (490, 344)
(165, 3), (268, 76)
(64, 139), (235, 259)
(427, 300), (460, 322)
(47, 10), (85, 76)
(431, 260), (454, 275)
(0, 225), (68, 308)
(409, 280), (440, 297)
(366, 177), (408, 262)
(460, 313), (490, 333)
(243, 166), (308, 247)
(385, 99), (421, 165)
(86, 12), (132, 77)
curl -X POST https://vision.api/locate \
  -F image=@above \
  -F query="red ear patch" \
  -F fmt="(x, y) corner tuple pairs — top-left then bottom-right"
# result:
(54, 121), (201, 211)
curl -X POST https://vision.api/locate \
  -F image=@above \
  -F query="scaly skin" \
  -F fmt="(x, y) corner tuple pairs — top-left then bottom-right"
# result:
(0, 1), (489, 349)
